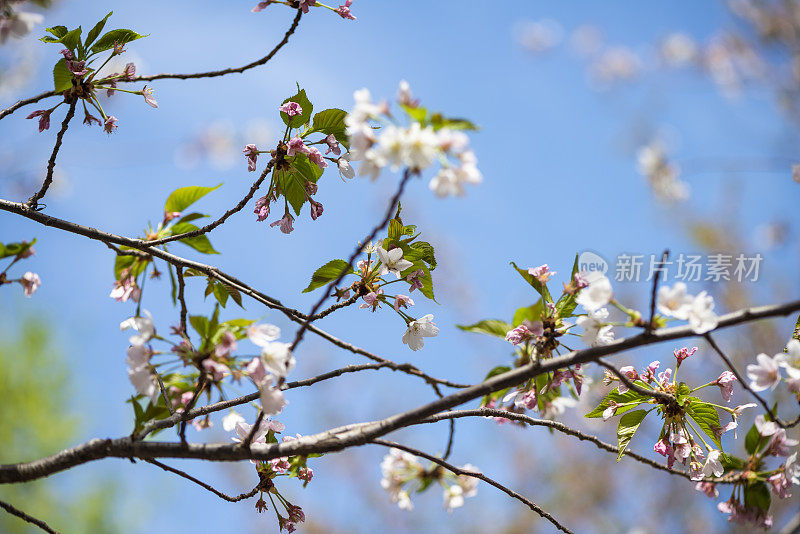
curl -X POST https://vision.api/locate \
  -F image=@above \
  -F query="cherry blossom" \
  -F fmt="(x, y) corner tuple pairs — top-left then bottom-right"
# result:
(746, 353), (781, 391)
(377, 246), (413, 278)
(280, 101), (303, 117)
(19, 271), (41, 297)
(575, 273), (613, 312)
(656, 282), (693, 319)
(402, 314), (439, 351)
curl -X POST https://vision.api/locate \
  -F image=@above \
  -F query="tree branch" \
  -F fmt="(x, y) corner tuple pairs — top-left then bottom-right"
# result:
(0, 498), (60, 534)
(0, 90), (58, 122)
(144, 458), (259, 502)
(26, 99), (77, 209)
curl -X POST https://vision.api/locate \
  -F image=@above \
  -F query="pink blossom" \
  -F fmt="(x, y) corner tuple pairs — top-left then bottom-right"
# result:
(641, 360), (660, 382)
(280, 101), (303, 117)
(113, 41), (126, 55)
(324, 133), (341, 155)
(765, 429), (799, 457)
(309, 199), (323, 220)
(254, 196), (270, 221)
(298, 0), (316, 13)
(66, 59), (88, 76)
(298, 468), (313, 482)
(26, 109), (51, 132)
(104, 116), (118, 134)
(360, 289), (384, 312)
(251, 1), (273, 11)
(270, 458), (291, 474)
(673, 346), (697, 366)
(616, 365), (638, 394)
(505, 324), (532, 346)
(304, 181), (318, 196)
(110, 274), (140, 302)
(657, 368), (673, 387)
(528, 264), (556, 283)
(286, 136), (309, 157)
(20, 272), (41, 297)
(573, 271), (589, 289)
(335, 0), (356, 20)
(215, 331), (238, 357)
(163, 211), (182, 223)
(59, 48), (72, 60)
(141, 85), (158, 108)
(307, 146), (328, 169)
(406, 269), (424, 292)
(122, 62), (136, 81)
(767, 472), (792, 498)
(714, 371), (737, 402)
(602, 402), (617, 421)
(394, 294), (414, 311)
(202, 359), (229, 382)
(246, 357), (268, 384)
(270, 212), (295, 234)
(695, 481), (718, 498)
(243, 144), (259, 171)
(106, 80), (117, 97)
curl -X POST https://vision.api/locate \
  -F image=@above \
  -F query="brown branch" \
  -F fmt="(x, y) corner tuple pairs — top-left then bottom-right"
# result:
(290, 169), (414, 352)
(144, 458), (259, 502)
(4, 298), (798, 485)
(0, 90), (58, 122)
(26, 99), (77, 209)
(133, 10), (302, 82)
(370, 439), (574, 534)
(648, 249), (669, 332)
(596, 358), (679, 410)
(704, 333), (800, 428)
(0, 498), (60, 534)
(176, 266), (188, 336)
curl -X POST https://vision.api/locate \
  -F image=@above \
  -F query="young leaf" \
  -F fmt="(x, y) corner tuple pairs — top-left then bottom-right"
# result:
(59, 27), (82, 51)
(189, 315), (209, 339)
(281, 87), (313, 129)
(169, 222), (219, 255)
(164, 184), (221, 214)
(303, 108), (348, 145)
(484, 365), (512, 380)
(45, 26), (68, 38)
(616, 410), (648, 461)
(510, 261), (553, 303)
(456, 320), (512, 339)
(53, 58), (74, 92)
(684, 397), (723, 450)
(585, 383), (652, 418)
(90, 28), (146, 54)
(279, 170), (308, 216)
(302, 259), (355, 293)
(85, 11), (113, 48)
(0, 239), (36, 259)
(406, 241), (436, 270)
(291, 152), (323, 183)
(743, 482), (771, 512)
(513, 300), (543, 327)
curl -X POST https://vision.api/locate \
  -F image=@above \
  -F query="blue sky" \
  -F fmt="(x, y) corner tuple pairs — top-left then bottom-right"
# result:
(1, 1), (799, 532)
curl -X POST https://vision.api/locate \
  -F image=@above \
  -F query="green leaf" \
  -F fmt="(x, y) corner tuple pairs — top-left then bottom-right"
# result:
(291, 152), (323, 183)
(302, 259), (355, 293)
(169, 222), (219, 255)
(616, 410), (648, 461)
(281, 87), (313, 129)
(90, 28), (146, 55)
(164, 184), (221, 214)
(53, 58), (73, 92)
(45, 26), (68, 38)
(59, 27), (82, 51)
(212, 283), (229, 308)
(744, 482), (771, 512)
(401, 104), (427, 124)
(675, 382), (691, 405)
(513, 299), (543, 327)
(303, 108), (348, 145)
(405, 241), (436, 270)
(176, 212), (208, 224)
(189, 315), (209, 339)
(457, 320), (512, 339)
(719, 452), (745, 471)
(85, 12), (113, 48)
(484, 365), (511, 380)
(278, 169), (308, 216)
(585, 383), (652, 418)
(554, 254), (580, 318)
(684, 397), (723, 450)
(430, 113), (479, 131)
(0, 239), (36, 259)
(510, 261), (553, 303)
(744, 423), (767, 456)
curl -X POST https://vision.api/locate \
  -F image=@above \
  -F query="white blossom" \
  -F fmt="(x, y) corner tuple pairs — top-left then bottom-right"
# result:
(120, 310), (155, 345)
(576, 307), (615, 347)
(576, 274), (613, 312)
(402, 314), (439, 351)
(377, 246), (413, 278)
(688, 291), (718, 334)
(656, 282), (693, 320)
(747, 353), (782, 391)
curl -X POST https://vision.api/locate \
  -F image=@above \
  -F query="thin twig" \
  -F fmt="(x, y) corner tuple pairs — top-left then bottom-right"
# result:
(704, 333), (800, 428)
(176, 266), (188, 336)
(144, 458), (259, 502)
(290, 169), (414, 351)
(0, 90), (58, 122)
(26, 99), (77, 209)
(0, 499), (60, 534)
(179, 375), (208, 442)
(370, 439), (574, 534)
(145, 160), (276, 247)
(242, 411), (265, 448)
(596, 358), (678, 409)
(648, 249), (669, 332)
(133, 10), (302, 82)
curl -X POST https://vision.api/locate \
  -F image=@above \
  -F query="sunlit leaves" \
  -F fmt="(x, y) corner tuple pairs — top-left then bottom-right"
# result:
(303, 259), (355, 293)
(164, 184), (221, 214)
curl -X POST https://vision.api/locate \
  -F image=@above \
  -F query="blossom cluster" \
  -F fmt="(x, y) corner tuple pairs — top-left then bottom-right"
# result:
(380, 448), (479, 512)
(27, 13), (152, 134)
(345, 80), (483, 197)
(746, 339), (800, 395)
(251, 0), (356, 21)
